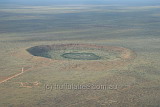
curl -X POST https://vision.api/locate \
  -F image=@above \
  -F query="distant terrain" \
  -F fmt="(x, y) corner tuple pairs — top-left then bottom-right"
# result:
(0, 3), (160, 107)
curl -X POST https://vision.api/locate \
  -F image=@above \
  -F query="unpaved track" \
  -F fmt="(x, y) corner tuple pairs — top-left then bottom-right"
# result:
(0, 59), (53, 84)
(0, 71), (24, 84)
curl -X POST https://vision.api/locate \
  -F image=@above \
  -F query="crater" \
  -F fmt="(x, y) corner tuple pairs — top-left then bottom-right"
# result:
(26, 44), (136, 62)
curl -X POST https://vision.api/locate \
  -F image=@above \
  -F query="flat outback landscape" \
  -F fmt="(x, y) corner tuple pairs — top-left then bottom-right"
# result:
(0, 0), (160, 107)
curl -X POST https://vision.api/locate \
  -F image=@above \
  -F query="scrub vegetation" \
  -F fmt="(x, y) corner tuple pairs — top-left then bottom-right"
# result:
(0, 4), (160, 107)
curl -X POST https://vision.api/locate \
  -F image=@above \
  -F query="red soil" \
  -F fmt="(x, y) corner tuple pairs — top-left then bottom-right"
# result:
(0, 44), (136, 84)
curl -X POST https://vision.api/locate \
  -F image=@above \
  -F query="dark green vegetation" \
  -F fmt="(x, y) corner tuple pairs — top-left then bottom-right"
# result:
(27, 45), (102, 60)
(0, 4), (160, 107)
(61, 52), (101, 60)
(27, 45), (52, 58)
(26, 44), (121, 60)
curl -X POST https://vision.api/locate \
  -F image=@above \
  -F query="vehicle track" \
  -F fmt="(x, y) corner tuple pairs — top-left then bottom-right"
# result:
(0, 59), (54, 84)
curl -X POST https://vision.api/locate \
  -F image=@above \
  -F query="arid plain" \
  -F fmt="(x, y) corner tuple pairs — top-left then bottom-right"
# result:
(0, 5), (160, 107)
